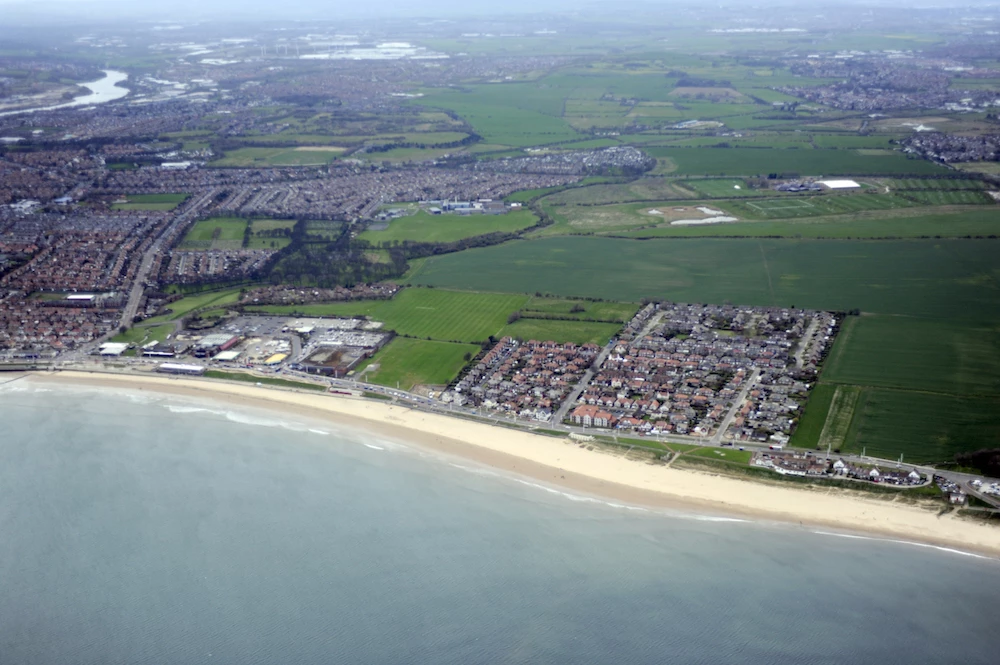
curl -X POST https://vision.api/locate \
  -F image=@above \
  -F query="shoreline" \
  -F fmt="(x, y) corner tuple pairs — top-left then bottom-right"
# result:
(19, 369), (1000, 559)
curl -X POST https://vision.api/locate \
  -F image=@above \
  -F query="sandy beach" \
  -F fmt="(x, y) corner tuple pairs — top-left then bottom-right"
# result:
(20, 370), (1000, 558)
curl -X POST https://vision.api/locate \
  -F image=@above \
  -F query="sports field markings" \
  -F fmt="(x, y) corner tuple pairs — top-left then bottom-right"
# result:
(746, 199), (817, 212)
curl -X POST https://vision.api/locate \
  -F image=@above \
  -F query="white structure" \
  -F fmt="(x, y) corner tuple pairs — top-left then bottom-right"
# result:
(818, 179), (861, 190)
(213, 350), (241, 362)
(157, 363), (205, 375)
(67, 294), (96, 302)
(98, 342), (129, 356)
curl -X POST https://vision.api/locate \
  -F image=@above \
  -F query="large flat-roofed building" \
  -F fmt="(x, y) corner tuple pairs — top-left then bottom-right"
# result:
(193, 333), (240, 358)
(157, 363), (205, 376)
(98, 342), (129, 356)
(818, 179), (861, 190)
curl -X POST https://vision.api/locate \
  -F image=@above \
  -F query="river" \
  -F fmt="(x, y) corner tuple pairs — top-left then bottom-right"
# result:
(0, 69), (129, 118)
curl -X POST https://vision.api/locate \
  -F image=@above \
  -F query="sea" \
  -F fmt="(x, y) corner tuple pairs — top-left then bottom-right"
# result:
(1, 381), (998, 664)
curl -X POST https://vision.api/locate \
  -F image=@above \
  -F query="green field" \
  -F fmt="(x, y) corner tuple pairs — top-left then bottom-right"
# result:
(647, 147), (947, 176)
(247, 219), (296, 249)
(178, 218), (248, 250)
(250, 288), (530, 343)
(359, 210), (538, 245)
(212, 146), (345, 167)
(357, 338), (479, 390)
(407, 236), (1000, 323)
(112, 193), (189, 211)
(521, 297), (638, 322)
(816, 386), (862, 452)
(145, 288), (242, 323)
(499, 318), (621, 345)
(613, 207), (1000, 239)
(203, 370), (326, 392)
(110, 323), (175, 348)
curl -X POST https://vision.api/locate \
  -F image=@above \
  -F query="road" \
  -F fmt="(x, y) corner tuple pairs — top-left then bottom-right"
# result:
(551, 336), (618, 425)
(117, 189), (217, 330)
(712, 368), (759, 444)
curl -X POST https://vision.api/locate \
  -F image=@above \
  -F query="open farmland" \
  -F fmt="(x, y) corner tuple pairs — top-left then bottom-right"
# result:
(178, 218), (248, 250)
(359, 210), (538, 245)
(358, 338), (480, 391)
(821, 316), (1000, 396)
(409, 237), (1000, 322)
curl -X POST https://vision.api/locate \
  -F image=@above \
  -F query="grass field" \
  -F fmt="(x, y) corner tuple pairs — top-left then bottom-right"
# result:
(726, 193), (921, 219)
(247, 218), (295, 249)
(646, 147), (947, 176)
(212, 146), (344, 167)
(614, 207), (1000, 239)
(407, 236), (1000, 323)
(178, 218), (248, 250)
(250, 288), (530, 343)
(357, 338), (479, 390)
(822, 316), (1000, 396)
(816, 386), (862, 452)
(499, 318), (621, 345)
(521, 297), (638, 322)
(789, 383), (837, 449)
(145, 288), (242, 323)
(110, 323), (175, 348)
(358, 210), (538, 245)
(111, 193), (189, 211)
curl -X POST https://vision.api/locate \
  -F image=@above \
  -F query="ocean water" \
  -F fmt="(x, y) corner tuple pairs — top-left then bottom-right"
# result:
(1, 382), (998, 664)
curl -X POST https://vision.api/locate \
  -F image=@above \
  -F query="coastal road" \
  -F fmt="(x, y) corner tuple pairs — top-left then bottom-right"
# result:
(712, 368), (760, 444)
(117, 190), (217, 329)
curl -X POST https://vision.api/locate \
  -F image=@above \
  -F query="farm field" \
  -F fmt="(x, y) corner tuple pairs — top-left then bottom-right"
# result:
(842, 389), (1000, 463)
(178, 218), (248, 250)
(359, 210), (538, 245)
(111, 193), (189, 211)
(357, 338), (480, 391)
(789, 383), (838, 449)
(407, 236), (1000, 323)
(498, 318), (622, 345)
(722, 193), (922, 219)
(645, 147), (947, 176)
(821, 315), (1000, 396)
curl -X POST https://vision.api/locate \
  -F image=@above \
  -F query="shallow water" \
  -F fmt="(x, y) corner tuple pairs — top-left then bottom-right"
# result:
(1, 384), (998, 664)
(0, 70), (129, 118)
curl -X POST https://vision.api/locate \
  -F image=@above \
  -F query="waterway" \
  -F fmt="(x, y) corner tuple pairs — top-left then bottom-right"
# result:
(0, 69), (129, 118)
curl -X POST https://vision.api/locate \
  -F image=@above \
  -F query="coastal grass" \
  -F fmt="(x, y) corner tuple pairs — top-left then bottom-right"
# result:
(499, 318), (621, 345)
(110, 323), (175, 347)
(359, 210), (538, 245)
(178, 218), (248, 250)
(683, 447), (754, 464)
(357, 338), (479, 390)
(203, 370), (326, 392)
